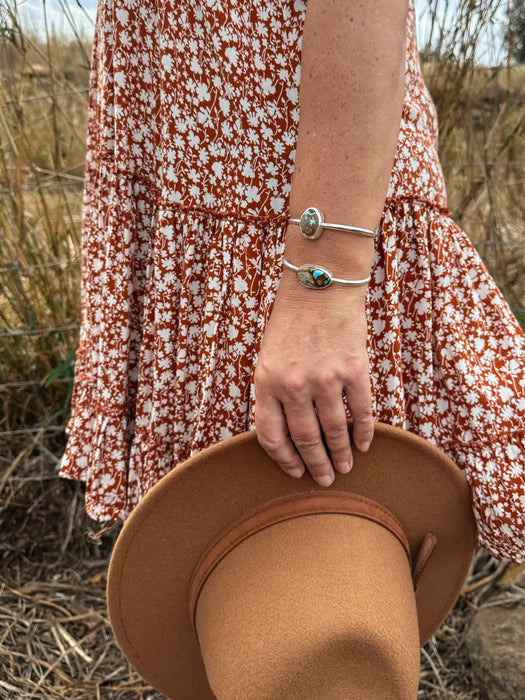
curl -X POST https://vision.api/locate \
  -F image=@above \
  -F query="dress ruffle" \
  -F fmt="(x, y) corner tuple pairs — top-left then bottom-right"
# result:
(61, 160), (287, 519)
(451, 431), (525, 561)
(369, 198), (525, 562)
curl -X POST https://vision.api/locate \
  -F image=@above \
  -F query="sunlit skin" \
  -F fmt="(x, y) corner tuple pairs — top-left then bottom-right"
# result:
(254, 0), (409, 486)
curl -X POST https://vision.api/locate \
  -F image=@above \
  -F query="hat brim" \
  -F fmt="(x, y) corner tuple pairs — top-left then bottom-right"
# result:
(107, 422), (477, 700)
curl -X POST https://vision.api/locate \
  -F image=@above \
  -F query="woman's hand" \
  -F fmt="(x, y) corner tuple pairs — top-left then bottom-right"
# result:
(254, 276), (373, 486)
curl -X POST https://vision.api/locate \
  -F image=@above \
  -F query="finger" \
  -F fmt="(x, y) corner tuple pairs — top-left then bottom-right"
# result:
(315, 392), (353, 473)
(344, 374), (374, 452)
(254, 392), (305, 478)
(284, 402), (335, 487)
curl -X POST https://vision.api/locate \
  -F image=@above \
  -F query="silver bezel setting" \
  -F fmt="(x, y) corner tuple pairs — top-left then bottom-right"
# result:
(288, 208), (377, 239)
(299, 207), (324, 240)
(282, 258), (371, 289)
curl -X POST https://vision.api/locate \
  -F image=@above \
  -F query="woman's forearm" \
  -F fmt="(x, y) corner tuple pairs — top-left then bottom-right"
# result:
(285, 0), (408, 282)
(254, 0), (409, 483)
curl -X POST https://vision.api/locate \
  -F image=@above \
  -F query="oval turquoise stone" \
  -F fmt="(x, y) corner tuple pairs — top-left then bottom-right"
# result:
(296, 264), (333, 289)
(299, 207), (323, 239)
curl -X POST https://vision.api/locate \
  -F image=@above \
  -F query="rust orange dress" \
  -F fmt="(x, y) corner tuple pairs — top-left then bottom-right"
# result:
(60, 0), (525, 562)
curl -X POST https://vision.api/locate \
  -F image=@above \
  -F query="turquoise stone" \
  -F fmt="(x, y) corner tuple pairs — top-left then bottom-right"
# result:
(299, 207), (323, 239)
(312, 269), (328, 284)
(296, 264), (333, 289)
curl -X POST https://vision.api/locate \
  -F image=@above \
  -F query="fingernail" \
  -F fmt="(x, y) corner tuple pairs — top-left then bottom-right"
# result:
(317, 474), (334, 487)
(288, 467), (304, 479)
(336, 461), (352, 474)
(360, 440), (371, 452)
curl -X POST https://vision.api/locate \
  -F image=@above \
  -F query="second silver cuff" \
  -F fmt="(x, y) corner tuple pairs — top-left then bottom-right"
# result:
(283, 258), (371, 289)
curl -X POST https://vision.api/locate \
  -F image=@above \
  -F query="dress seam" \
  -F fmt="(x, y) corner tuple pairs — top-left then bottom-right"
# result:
(90, 150), (451, 223)
(384, 194), (451, 218)
(90, 150), (289, 226)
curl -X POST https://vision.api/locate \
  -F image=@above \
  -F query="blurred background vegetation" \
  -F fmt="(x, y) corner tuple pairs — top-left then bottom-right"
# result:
(0, 2), (89, 443)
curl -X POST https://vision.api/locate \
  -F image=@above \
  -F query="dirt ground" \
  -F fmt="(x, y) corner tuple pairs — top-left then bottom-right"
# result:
(0, 431), (523, 699)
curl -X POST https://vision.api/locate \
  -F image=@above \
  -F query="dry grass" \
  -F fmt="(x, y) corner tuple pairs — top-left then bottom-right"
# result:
(419, 0), (525, 324)
(0, 7), (86, 434)
(425, 59), (525, 323)
(0, 433), (163, 699)
(0, 0), (524, 698)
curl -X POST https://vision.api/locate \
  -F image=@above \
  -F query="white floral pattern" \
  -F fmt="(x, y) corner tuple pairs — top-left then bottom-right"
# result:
(60, 0), (525, 562)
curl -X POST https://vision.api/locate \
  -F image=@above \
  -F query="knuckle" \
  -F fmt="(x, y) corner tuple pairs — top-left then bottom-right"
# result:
(342, 356), (370, 382)
(253, 364), (273, 391)
(257, 433), (286, 455)
(290, 433), (320, 452)
(352, 407), (374, 424)
(314, 370), (338, 395)
(323, 424), (349, 443)
(282, 375), (307, 400)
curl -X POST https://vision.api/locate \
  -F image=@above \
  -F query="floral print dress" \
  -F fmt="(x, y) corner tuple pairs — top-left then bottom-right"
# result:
(60, 0), (525, 562)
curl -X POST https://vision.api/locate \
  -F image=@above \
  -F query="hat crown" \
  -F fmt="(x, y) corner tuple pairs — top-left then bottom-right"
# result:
(195, 509), (421, 699)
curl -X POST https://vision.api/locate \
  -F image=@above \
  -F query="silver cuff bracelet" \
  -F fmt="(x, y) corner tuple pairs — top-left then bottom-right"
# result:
(288, 207), (377, 240)
(283, 258), (371, 290)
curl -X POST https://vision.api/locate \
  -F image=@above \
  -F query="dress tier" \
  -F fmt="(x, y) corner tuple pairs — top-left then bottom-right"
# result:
(60, 0), (525, 562)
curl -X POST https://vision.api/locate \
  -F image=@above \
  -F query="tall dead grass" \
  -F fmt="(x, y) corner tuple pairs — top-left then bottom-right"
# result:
(0, 4), (89, 434)
(419, 0), (525, 322)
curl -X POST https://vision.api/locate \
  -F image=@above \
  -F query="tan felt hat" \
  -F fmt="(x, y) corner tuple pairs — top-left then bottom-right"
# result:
(107, 423), (477, 700)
